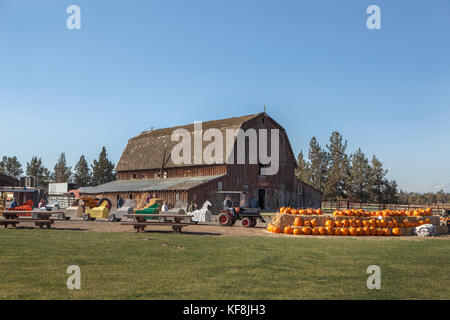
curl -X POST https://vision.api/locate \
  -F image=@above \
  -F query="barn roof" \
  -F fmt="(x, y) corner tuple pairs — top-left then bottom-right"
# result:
(78, 175), (225, 194)
(116, 113), (266, 172)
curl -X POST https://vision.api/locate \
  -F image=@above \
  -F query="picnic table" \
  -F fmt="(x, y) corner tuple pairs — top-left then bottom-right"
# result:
(0, 210), (62, 229)
(122, 214), (197, 233)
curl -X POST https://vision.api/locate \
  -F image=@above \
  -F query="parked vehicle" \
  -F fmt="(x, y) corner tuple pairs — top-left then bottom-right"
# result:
(82, 197), (111, 221)
(108, 199), (135, 222)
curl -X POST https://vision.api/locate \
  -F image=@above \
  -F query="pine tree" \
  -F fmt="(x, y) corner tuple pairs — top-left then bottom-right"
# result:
(295, 151), (310, 183)
(308, 137), (328, 192)
(26, 156), (50, 189)
(368, 155), (387, 203)
(52, 153), (72, 183)
(74, 155), (91, 187)
(91, 147), (116, 186)
(348, 148), (371, 202)
(0, 156), (23, 179)
(323, 131), (349, 201)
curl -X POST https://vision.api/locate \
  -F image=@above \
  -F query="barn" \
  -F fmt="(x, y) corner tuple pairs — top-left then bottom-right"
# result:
(79, 113), (322, 211)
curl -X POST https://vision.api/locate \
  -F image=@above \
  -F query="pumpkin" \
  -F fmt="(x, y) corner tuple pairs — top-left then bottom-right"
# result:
(293, 217), (303, 227)
(326, 227), (334, 235)
(363, 227), (370, 236)
(291, 209), (298, 215)
(325, 220), (335, 228)
(357, 227), (364, 236)
(369, 227), (376, 236)
(273, 226), (281, 233)
(376, 228), (384, 236)
(418, 220), (424, 225)
(318, 227), (326, 235)
(356, 220), (362, 227)
(380, 219), (387, 228)
(383, 228), (391, 236)
(293, 228), (301, 235)
(311, 227), (319, 235)
(341, 228), (349, 236)
(333, 228), (341, 236)
(334, 220), (342, 228)
(302, 227), (312, 235)
(267, 223), (273, 232)
(342, 219), (349, 227)
(315, 208), (323, 215)
(392, 228), (401, 236)
(284, 226), (293, 234)
(349, 219), (357, 228)
(369, 219), (377, 227)
(280, 207), (285, 213)
(299, 209), (307, 215)
(311, 219), (318, 227)
(387, 221), (394, 228)
(304, 220), (312, 227)
(362, 220), (370, 227)
(349, 227), (358, 236)
(424, 218), (430, 224)
(402, 220), (410, 228)
(425, 208), (432, 215)
(398, 222), (405, 228)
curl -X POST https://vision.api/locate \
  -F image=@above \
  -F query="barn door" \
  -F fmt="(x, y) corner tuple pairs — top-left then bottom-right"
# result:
(258, 189), (266, 209)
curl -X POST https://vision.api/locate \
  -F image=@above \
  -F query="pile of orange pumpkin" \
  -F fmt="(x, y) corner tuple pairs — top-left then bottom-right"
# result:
(279, 207), (323, 215)
(267, 217), (432, 237)
(332, 208), (433, 217)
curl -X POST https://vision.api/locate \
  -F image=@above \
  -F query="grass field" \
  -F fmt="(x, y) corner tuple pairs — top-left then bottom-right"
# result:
(0, 229), (449, 299)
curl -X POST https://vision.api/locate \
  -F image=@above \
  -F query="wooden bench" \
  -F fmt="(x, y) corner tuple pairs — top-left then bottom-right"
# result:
(0, 219), (54, 229)
(0, 211), (59, 229)
(123, 214), (196, 233)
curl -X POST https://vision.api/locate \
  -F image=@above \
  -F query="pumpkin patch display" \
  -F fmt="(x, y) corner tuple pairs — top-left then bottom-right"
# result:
(284, 226), (293, 234)
(293, 228), (301, 235)
(293, 217), (302, 227)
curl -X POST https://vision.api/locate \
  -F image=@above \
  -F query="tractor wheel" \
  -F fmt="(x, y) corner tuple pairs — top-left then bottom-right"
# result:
(218, 212), (232, 226)
(250, 218), (257, 227)
(241, 217), (252, 228)
(108, 214), (116, 222)
(32, 213), (38, 220)
(83, 214), (91, 221)
(58, 213), (65, 220)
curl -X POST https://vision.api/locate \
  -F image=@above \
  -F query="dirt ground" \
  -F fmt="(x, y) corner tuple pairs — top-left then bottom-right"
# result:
(5, 217), (449, 240)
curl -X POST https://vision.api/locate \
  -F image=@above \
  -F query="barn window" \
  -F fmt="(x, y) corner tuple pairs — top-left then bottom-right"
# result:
(217, 181), (223, 191)
(262, 117), (265, 124)
(133, 174), (137, 179)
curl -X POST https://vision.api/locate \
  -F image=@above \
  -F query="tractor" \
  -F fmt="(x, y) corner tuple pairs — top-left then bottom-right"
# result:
(217, 206), (266, 228)
(82, 197), (112, 221)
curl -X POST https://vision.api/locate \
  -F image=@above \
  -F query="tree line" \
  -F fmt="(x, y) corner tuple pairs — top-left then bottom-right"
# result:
(0, 146), (116, 190)
(295, 131), (448, 204)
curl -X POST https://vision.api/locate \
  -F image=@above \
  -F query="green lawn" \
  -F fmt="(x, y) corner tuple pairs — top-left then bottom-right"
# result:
(0, 229), (448, 299)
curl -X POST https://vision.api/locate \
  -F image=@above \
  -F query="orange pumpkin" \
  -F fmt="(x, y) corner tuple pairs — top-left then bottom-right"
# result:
(279, 207), (285, 213)
(402, 220), (410, 228)
(333, 228), (341, 236)
(318, 227), (326, 235)
(418, 220), (424, 225)
(369, 227), (376, 236)
(267, 223), (273, 232)
(334, 220), (342, 228)
(273, 226), (281, 233)
(293, 228), (301, 235)
(380, 219), (387, 228)
(325, 220), (335, 228)
(363, 227), (370, 236)
(392, 228), (401, 236)
(398, 222), (405, 228)
(362, 220), (370, 227)
(293, 217), (303, 227)
(326, 227), (334, 235)
(383, 228), (391, 236)
(284, 226), (293, 234)
(387, 221), (394, 228)
(369, 219), (377, 227)
(311, 219), (318, 227)
(349, 227), (358, 236)
(342, 219), (349, 227)
(311, 227), (319, 235)
(357, 227), (364, 236)
(341, 228), (349, 236)
(349, 219), (357, 228)
(424, 218), (430, 224)
(376, 228), (384, 236)
(356, 220), (362, 227)
(302, 227), (311, 235)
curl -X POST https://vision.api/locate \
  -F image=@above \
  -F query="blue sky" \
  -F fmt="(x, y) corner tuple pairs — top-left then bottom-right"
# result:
(1, 0), (449, 192)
